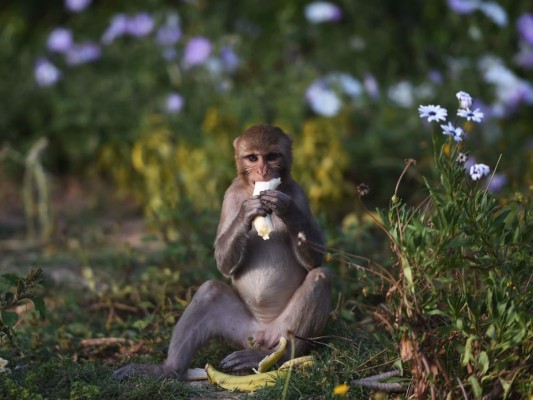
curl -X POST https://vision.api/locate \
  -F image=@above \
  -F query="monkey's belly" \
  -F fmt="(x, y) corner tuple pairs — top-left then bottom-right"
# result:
(233, 262), (307, 324)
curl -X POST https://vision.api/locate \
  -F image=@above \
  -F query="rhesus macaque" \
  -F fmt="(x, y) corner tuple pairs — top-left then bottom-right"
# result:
(114, 124), (331, 380)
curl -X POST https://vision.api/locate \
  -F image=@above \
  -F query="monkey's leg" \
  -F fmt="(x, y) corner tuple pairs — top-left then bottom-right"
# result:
(113, 279), (258, 380)
(275, 266), (332, 354)
(221, 267), (332, 371)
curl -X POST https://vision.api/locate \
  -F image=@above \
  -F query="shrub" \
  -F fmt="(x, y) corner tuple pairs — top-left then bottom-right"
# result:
(370, 91), (532, 398)
(0, 268), (46, 346)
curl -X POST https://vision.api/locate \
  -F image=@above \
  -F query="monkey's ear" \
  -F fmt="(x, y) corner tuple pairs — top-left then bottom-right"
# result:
(286, 134), (293, 143)
(233, 136), (240, 149)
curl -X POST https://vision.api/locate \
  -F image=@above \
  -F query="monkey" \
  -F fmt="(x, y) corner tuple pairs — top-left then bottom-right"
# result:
(113, 124), (331, 380)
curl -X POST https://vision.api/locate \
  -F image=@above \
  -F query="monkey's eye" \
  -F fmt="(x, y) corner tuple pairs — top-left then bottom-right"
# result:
(245, 154), (258, 162)
(265, 153), (280, 162)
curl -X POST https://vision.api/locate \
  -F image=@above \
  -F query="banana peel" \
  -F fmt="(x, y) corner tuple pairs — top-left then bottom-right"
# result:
(257, 336), (287, 373)
(205, 355), (314, 392)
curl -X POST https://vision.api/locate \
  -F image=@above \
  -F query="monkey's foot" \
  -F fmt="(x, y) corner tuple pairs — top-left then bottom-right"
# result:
(113, 363), (180, 380)
(220, 349), (271, 372)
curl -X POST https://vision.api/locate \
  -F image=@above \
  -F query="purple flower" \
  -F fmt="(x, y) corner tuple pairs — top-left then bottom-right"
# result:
(304, 2), (342, 24)
(156, 24), (181, 47)
(127, 13), (154, 37)
(165, 93), (184, 113)
(34, 58), (62, 87)
(334, 73), (363, 98)
(464, 156), (476, 172)
(478, 2), (507, 27)
(65, 0), (91, 13)
(364, 73), (380, 100)
(220, 46), (240, 72)
(102, 14), (128, 44)
(306, 79), (342, 117)
(428, 70), (444, 85)
(65, 42), (101, 66)
(487, 173), (507, 192)
(447, 0), (480, 14)
(515, 45), (533, 69)
(47, 28), (74, 53)
(183, 37), (212, 67)
(162, 48), (177, 61)
(517, 13), (533, 46)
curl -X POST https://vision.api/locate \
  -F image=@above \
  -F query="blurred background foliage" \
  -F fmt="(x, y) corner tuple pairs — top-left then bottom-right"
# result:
(1, 1), (532, 398)
(1, 0), (531, 233)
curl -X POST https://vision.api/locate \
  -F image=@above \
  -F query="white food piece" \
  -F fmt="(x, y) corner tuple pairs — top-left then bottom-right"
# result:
(253, 178), (281, 240)
(185, 368), (208, 381)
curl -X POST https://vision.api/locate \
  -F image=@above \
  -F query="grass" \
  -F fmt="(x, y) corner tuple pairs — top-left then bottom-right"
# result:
(0, 194), (399, 400)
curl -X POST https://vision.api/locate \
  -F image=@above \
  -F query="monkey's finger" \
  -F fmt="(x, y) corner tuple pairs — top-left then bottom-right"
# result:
(246, 207), (269, 219)
(260, 197), (290, 215)
(260, 192), (291, 206)
(220, 349), (269, 371)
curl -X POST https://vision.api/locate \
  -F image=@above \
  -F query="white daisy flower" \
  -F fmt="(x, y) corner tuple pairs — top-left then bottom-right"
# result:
(456, 91), (473, 108)
(469, 163), (490, 181)
(457, 107), (484, 122)
(456, 152), (468, 164)
(441, 122), (464, 142)
(418, 104), (448, 122)
(441, 121), (455, 135)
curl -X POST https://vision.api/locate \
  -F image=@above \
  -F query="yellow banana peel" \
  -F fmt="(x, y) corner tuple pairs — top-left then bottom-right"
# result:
(205, 355), (314, 392)
(279, 355), (314, 369)
(257, 336), (287, 373)
(205, 363), (283, 391)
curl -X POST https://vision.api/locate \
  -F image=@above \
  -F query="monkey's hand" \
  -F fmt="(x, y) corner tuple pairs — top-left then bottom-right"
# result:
(239, 196), (270, 229)
(260, 190), (292, 217)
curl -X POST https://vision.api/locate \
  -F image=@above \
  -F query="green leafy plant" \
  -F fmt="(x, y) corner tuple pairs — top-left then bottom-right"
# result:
(371, 92), (532, 398)
(0, 267), (46, 346)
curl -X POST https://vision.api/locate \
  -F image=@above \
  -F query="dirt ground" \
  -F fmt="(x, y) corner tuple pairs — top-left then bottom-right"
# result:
(0, 176), (164, 267)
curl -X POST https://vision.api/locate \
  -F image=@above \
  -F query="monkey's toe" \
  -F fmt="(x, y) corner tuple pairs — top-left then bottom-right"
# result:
(113, 364), (140, 380)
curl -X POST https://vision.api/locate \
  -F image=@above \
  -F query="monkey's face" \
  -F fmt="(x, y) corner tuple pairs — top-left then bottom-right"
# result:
(239, 149), (286, 190)
(233, 124), (293, 191)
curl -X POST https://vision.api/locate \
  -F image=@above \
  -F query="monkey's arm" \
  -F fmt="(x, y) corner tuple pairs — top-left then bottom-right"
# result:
(260, 184), (324, 270)
(215, 187), (268, 277)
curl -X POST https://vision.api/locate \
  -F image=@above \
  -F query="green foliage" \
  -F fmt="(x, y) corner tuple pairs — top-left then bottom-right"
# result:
(0, 359), (197, 400)
(1, 1), (532, 398)
(375, 104), (532, 398)
(0, 267), (45, 346)
(1, 0), (531, 218)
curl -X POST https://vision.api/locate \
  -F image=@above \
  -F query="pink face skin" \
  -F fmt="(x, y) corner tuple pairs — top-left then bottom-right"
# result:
(240, 150), (284, 189)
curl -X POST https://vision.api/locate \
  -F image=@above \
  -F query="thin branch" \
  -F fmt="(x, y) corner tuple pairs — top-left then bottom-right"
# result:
(351, 370), (404, 392)
(80, 338), (134, 347)
(354, 370), (401, 382)
(484, 153), (503, 195)
(457, 378), (468, 400)
(351, 380), (404, 392)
